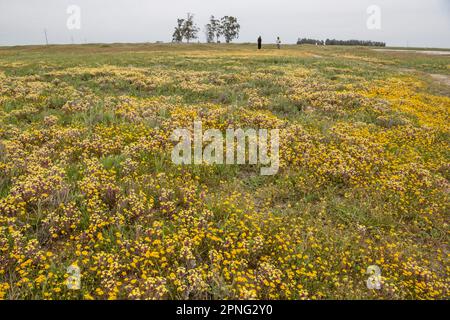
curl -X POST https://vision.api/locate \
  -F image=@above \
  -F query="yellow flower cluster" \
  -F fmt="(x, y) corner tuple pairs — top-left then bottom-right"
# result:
(0, 45), (448, 300)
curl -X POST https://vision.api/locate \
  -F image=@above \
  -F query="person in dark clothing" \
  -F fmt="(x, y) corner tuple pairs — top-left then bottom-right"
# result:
(257, 36), (262, 50)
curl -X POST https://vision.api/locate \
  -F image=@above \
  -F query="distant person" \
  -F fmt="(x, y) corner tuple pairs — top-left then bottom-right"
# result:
(258, 36), (262, 50)
(276, 37), (281, 49)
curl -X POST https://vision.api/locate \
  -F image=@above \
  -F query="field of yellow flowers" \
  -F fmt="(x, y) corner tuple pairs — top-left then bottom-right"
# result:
(0, 43), (448, 300)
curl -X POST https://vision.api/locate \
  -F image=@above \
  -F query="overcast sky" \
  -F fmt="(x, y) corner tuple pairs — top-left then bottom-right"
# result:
(0, 0), (449, 47)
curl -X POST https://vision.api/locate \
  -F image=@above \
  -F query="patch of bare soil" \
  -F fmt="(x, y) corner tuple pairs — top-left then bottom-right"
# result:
(374, 49), (450, 56)
(430, 74), (450, 86)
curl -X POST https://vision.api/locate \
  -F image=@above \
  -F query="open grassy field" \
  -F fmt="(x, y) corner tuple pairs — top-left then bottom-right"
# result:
(0, 43), (448, 300)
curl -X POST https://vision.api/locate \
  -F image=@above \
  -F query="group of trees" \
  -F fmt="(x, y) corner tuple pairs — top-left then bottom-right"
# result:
(205, 16), (240, 43)
(172, 14), (240, 43)
(297, 38), (386, 47)
(172, 13), (199, 43)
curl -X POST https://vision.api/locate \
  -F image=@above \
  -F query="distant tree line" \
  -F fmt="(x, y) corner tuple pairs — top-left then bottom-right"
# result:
(297, 38), (386, 47)
(172, 14), (240, 43)
(325, 39), (386, 47)
(297, 38), (325, 45)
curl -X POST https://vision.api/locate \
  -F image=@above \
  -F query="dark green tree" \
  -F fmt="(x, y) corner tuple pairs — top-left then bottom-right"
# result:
(220, 16), (240, 43)
(172, 19), (185, 43)
(211, 16), (223, 43)
(183, 13), (199, 43)
(205, 16), (215, 43)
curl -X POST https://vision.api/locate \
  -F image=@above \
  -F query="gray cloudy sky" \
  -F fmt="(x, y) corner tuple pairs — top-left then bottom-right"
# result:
(0, 0), (449, 47)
